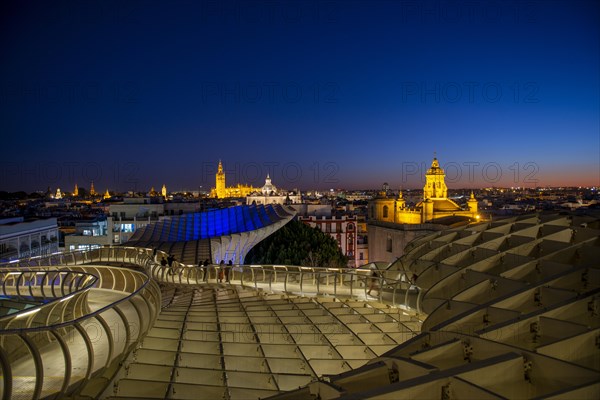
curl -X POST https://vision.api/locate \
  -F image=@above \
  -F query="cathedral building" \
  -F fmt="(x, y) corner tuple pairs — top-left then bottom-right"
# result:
(370, 156), (479, 224)
(210, 160), (259, 199)
(246, 174), (301, 205)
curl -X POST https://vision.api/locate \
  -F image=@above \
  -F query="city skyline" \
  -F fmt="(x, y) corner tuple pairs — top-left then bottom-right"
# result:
(1, 1), (599, 192)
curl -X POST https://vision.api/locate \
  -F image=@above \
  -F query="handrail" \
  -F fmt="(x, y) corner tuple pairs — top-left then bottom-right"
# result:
(145, 248), (416, 308)
(3, 245), (419, 309)
(0, 245), (420, 400)
(0, 270), (98, 324)
(0, 247), (161, 400)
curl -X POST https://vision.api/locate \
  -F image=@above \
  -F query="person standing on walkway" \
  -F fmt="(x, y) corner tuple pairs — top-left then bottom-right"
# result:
(226, 259), (233, 282)
(203, 259), (210, 282)
(367, 267), (379, 296)
(218, 259), (225, 283)
(167, 255), (176, 275)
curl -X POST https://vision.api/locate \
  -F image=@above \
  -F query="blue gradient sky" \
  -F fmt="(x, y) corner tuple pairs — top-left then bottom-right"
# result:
(1, 0), (598, 192)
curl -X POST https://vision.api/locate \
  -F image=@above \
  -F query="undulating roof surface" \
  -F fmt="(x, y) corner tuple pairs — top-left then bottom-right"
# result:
(125, 204), (296, 264)
(128, 204), (293, 242)
(273, 213), (600, 399)
(2, 213), (598, 400)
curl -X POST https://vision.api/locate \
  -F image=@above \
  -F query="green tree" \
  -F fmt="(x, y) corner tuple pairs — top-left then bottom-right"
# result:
(246, 220), (347, 267)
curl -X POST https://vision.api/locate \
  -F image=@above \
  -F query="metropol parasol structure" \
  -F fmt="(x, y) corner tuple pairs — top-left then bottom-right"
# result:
(0, 204), (598, 399)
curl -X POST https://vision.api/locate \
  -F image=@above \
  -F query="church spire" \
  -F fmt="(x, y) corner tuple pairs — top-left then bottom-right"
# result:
(423, 155), (447, 199)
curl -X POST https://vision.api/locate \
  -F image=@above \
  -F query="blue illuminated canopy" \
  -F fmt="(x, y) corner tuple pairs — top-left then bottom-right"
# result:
(125, 204), (295, 264)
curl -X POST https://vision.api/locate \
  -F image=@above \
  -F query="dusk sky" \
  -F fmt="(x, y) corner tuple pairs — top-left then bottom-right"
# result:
(1, 0), (598, 192)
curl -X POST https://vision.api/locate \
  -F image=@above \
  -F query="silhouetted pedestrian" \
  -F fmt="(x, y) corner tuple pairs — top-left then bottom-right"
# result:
(367, 267), (379, 296)
(203, 259), (210, 281)
(167, 255), (176, 275)
(218, 260), (225, 283)
(226, 259), (233, 282)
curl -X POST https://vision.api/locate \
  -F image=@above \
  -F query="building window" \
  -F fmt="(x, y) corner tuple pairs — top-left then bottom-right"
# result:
(121, 224), (134, 232)
(359, 252), (363, 260)
(386, 235), (392, 252)
(383, 205), (389, 218)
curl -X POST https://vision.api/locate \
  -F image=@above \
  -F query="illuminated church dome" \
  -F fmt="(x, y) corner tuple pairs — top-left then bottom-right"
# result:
(247, 174), (301, 205)
(261, 174), (277, 195)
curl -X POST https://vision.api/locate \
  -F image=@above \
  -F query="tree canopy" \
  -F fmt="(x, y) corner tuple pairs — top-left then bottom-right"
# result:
(245, 220), (347, 268)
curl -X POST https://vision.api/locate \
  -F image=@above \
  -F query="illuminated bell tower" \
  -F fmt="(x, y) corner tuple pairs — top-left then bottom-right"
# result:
(423, 157), (447, 200)
(161, 184), (167, 199)
(90, 181), (97, 196)
(73, 183), (79, 197)
(216, 160), (226, 199)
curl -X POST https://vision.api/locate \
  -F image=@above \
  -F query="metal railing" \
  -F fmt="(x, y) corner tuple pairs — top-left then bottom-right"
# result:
(0, 247), (161, 400)
(148, 248), (420, 310)
(0, 245), (422, 400)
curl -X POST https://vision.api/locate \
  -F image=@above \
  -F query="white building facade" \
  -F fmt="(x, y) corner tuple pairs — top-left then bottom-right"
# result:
(246, 175), (301, 206)
(0, 217), (59, 262)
